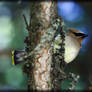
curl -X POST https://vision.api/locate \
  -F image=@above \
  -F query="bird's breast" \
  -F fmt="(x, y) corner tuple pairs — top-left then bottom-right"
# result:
(65, 34), (80, 63)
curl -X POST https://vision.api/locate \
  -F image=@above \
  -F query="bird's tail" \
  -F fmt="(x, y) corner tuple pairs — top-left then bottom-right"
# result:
(11, 50), (27, 65)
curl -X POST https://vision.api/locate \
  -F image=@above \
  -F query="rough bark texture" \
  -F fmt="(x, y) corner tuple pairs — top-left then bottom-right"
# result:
(30, 2), (57, 90)
(23, 1), (60, 91)
(23, 1), (80, 91)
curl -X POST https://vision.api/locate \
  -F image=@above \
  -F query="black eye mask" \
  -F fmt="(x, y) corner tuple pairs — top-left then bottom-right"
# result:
(72, 32), (88, 38)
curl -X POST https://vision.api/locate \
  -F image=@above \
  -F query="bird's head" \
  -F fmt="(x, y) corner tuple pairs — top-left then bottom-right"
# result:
(68, 28), (88, 47)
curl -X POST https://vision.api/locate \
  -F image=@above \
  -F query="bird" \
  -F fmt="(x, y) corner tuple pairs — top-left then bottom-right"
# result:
(12, 28), (88, 65)
(65, 28), (88, 63)
(54, 28), (88, 64)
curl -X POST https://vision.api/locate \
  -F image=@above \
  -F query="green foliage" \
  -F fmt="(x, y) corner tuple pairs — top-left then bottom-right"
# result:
(5, 65), (27, 89)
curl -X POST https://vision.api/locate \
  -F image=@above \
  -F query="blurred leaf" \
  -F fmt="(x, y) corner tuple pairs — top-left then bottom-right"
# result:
(5, 65), (27, 89)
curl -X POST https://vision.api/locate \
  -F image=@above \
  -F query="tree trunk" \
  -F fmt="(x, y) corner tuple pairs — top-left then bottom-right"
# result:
(23, 1), (64, 91)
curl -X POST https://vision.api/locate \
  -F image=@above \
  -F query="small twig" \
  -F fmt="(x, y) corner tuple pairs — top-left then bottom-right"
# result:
(23, 14), (30, 31)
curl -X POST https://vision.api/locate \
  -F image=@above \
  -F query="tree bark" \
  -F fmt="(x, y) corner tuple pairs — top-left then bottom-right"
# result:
(23, 1), (64, 91)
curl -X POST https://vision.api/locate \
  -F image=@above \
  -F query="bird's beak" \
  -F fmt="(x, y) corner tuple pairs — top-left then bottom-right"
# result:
(79, 33), (88, 47)
(82, 34), (88, 38)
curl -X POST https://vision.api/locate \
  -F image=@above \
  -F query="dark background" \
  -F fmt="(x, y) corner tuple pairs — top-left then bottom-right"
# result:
(0, 1), (92, 91)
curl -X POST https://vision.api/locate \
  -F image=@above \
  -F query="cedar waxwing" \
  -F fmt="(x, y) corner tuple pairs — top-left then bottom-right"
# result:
(12, 28), (88, 65)
(64, 28), (88, 63)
